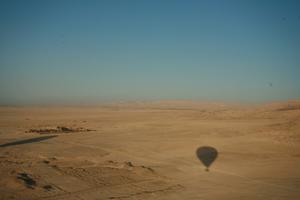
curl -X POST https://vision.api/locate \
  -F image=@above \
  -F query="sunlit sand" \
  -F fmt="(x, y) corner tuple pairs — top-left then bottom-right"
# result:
(1, 100), (299, 199)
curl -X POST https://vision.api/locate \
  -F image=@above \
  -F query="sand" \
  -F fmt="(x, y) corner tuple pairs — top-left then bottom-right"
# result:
(0, 100), (300, 200)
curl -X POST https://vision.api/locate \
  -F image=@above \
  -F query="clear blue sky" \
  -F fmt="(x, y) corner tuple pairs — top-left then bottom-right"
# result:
(1, 0), (299, 105)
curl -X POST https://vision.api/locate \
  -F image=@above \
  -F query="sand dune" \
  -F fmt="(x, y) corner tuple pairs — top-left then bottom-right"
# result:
(0, 100), (300, 199)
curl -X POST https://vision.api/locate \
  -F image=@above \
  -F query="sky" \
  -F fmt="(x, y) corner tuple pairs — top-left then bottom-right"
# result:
(0, 0), (300, 105)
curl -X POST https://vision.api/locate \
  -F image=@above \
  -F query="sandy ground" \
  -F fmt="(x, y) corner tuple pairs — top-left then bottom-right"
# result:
(0, 100), (300, 200)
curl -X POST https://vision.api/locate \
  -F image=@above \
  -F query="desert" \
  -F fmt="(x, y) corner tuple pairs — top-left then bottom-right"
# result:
(0, 100), (299, 200)
(1, 1), (300, 199)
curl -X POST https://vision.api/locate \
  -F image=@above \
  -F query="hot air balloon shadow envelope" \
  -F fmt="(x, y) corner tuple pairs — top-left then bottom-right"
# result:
(196, 146), (218, 171)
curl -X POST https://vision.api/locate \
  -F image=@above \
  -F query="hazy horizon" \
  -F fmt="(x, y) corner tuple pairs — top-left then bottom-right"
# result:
(1, 0), (300, 105)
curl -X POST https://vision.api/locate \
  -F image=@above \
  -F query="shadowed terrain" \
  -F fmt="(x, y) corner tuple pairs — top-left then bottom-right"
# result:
(0, 136), (57, 147)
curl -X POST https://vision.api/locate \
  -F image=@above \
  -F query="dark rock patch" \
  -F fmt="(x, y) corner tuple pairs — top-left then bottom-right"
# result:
(17, 173), (37, 189)
(27, 126), (95, 134)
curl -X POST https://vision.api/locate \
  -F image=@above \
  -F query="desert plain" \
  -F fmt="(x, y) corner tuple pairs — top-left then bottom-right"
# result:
(0, 100), (300, 200)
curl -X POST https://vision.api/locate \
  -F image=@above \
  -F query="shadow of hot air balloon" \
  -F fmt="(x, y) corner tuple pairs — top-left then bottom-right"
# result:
(196, 146), (218, 172)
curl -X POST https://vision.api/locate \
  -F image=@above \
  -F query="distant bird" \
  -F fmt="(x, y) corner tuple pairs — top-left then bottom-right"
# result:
(268, 82), (273, 87)
(281, 17), (287, 21)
